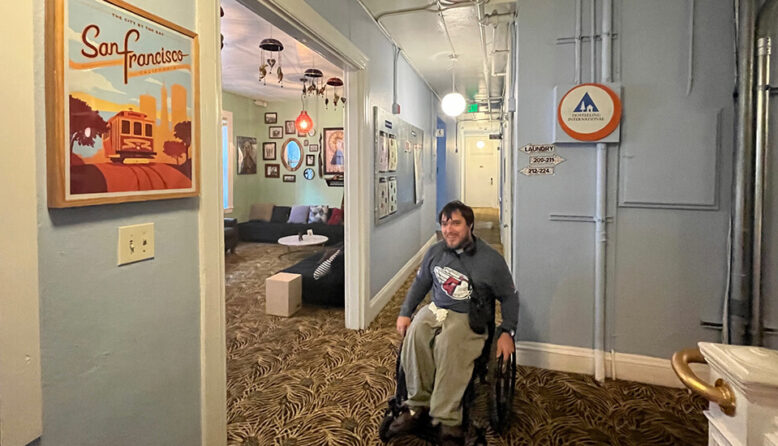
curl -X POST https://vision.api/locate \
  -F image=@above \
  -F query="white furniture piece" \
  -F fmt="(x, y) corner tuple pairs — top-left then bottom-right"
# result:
(277, 234), (329, 258)
(265, 272), (302, 317)
(672, 342), (778, 446)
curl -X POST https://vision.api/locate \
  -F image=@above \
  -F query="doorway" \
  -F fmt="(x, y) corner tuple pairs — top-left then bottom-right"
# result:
(464, 135), (500, 208)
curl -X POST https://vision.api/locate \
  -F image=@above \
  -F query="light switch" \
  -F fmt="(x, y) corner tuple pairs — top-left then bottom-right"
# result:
(117, 223), (155, 265)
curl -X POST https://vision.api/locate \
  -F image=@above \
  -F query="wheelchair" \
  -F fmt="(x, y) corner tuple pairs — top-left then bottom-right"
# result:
(378, 320), (517, 445)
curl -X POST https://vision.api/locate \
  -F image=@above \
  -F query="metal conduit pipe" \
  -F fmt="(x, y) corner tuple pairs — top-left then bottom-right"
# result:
(729, 0), (758, 345)
(475, 2), (493, 118)
(594, 0), (612, 383)
(751, 0), (778, 346)
(752, 36), (770, 347)
(575, 0), (583, 84)
(375, 0), (485, 23)
(590, 0), (596, 82)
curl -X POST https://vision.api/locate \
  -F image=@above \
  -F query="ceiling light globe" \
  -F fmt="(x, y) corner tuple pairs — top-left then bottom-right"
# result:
(441, 92), (466, 117)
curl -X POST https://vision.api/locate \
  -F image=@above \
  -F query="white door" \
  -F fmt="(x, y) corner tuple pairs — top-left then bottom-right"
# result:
(464, 136), (500, 208)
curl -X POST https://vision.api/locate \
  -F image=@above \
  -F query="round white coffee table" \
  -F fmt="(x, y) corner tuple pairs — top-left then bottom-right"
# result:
(277, 234), (329, 258)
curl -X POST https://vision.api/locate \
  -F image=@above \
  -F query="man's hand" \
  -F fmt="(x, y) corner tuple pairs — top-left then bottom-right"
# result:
(496, 332), (515, 360)
(396, 316), (411, 336)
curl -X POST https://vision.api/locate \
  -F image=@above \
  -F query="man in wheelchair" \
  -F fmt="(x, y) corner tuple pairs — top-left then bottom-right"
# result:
(381, 201), (518, 446)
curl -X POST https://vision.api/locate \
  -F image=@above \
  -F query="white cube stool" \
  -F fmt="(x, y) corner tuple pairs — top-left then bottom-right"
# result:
(265, 272), (302, 317)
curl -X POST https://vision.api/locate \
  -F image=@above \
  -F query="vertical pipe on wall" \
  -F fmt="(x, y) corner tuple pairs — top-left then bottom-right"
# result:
(575, 0), (583, 84)
(594, 0), (612, 383)
(752, 36), (770, 347)
(590, 0), (596, 82)
(729, 0), (757, 345)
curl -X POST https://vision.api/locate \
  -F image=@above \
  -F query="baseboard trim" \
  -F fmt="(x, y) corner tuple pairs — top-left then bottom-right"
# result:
(366, 234), (437, 327)
(515, 341), (709, 389)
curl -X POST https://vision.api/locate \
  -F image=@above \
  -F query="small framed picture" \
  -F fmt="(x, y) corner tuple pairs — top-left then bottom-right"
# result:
(265, 163), (280, 178)
(264, 112), (277, 124)
(269, 126), (283, 139)
(282, 174), (296, 183)
(303, 139), (309, 146)
(306, 154), (316, 166)
(298, 130), (307, 137)
(262, 142), (276, 160)
(285, 120), (295, 134)
(308, 144), (319, 152)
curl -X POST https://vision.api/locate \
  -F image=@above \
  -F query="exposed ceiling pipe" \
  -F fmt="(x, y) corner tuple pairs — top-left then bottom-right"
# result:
(729, 0), (757, 346)
(475, 1), (493, 120)
(375, 0), (486, 23)
(354, 0), (441, 101)
(480, 10), (514, 25)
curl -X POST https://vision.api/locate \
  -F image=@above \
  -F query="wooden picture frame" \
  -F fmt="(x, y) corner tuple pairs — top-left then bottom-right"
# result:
(264, 112), (277, 124)
(306, 154), (316, 166)
(236, 136), (257, 174)
(280, 138), (304, 172)
(282, 174), (296, 183)
(269, 126), (283, 139)
(285, 120), (295, 134)
(46, 0), (200, 207)
(264, 163), (280, 178)
(262, 142), (276, 160)
(308, 144), (319, 152)
(323, 127), (345, 175)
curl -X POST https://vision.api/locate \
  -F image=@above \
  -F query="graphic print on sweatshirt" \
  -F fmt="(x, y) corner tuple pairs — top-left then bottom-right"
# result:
(433, 266), (472, 300)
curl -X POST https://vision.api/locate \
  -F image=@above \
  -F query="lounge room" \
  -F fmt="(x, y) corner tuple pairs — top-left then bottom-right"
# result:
(220, 1), (347, 319)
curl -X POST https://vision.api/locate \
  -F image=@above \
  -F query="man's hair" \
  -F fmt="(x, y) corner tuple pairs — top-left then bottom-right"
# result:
(438, 200), (475, 232)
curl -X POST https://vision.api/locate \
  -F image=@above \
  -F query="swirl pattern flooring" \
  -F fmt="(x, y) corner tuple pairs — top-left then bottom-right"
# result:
(226, 223), (707, 445)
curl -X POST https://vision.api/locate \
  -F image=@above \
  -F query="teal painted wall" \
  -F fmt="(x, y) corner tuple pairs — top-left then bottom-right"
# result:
(223, 91), (344, 222)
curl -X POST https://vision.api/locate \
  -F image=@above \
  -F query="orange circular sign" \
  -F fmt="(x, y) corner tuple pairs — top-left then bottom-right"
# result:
(557, 83), (621, 141)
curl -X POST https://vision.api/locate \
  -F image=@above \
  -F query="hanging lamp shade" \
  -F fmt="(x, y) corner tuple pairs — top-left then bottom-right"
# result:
(304, 68), (323, 79)
(326, 77), (343, 86)
(295, 110), (313, 133)
(441, 92), (466, 117)
(259, 38), (283, 52)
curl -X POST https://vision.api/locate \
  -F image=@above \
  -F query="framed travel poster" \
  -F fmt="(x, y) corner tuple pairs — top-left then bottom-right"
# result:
(45, 0), (200, 207)
(323, 127), (344, 175)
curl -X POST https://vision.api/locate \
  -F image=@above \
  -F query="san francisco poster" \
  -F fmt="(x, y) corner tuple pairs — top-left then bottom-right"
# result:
(47, 0), (199, 207)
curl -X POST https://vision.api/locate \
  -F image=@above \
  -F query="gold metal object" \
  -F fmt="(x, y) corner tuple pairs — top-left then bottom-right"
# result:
(671, 348), (736, 416)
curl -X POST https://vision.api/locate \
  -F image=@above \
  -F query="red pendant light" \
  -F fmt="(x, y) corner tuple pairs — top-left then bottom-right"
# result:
(295, 110), (313, 133)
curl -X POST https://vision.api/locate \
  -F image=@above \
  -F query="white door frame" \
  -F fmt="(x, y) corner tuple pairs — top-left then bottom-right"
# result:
(200, 1), (370, 444)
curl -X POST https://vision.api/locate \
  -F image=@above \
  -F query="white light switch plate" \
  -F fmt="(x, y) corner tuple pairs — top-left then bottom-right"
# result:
(117, 223), (155, 265)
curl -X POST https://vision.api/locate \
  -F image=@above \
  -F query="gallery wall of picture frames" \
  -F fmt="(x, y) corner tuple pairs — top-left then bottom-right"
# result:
(373, 106), (423, 225)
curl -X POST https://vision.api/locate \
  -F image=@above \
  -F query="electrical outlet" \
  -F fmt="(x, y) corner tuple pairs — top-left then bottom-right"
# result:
(117, 223), (155, 265)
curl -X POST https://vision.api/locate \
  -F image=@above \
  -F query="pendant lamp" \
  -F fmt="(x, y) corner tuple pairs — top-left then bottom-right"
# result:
(441, 57), (466, 117)
(295, 84), (313, 133)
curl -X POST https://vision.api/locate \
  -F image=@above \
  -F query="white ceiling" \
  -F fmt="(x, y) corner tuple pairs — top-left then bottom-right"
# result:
(358, 0), (515, 110)
(220, 0), (343, 102)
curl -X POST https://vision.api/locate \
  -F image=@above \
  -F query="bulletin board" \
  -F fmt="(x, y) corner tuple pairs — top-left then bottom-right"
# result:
(374, 106), (424, 225)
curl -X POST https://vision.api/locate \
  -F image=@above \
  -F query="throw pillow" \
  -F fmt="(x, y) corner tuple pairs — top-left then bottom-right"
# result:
(270, 206), (291, 223)
(327, 208), (343, 225)
(308, 205), (329, 224)
(314, 248), (342, 280)
(287, 205), (310, 224)
(248, 203), (274, 221)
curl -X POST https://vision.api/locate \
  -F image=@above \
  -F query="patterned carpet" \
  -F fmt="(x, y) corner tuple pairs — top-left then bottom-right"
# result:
(225, 214), (708, 445)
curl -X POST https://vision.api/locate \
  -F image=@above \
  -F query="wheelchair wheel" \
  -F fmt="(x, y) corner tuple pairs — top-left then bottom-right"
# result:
(489, 352), (516, 434)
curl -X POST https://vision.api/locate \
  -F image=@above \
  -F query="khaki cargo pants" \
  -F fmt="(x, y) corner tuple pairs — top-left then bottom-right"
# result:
(401, 303), (488, 426)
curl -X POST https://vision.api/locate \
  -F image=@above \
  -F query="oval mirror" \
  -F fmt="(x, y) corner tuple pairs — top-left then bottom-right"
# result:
(281, 138), (303, 171)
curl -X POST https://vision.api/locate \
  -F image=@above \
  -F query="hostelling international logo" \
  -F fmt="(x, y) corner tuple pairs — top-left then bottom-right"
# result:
(557, 84), (621, 141)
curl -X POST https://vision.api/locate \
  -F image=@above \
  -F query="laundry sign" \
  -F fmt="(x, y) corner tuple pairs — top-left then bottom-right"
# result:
(553, 83), (622, 143)
(521, 144), (555, 154)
